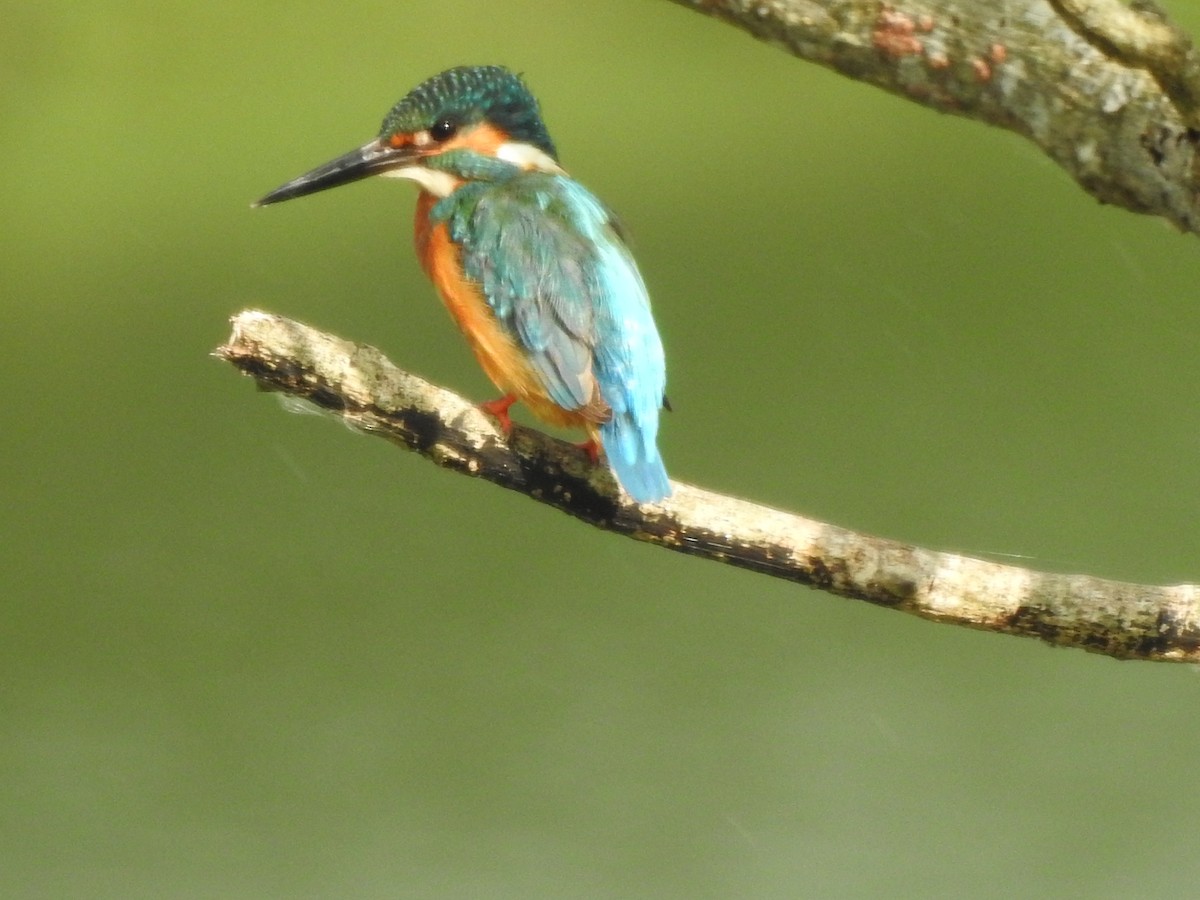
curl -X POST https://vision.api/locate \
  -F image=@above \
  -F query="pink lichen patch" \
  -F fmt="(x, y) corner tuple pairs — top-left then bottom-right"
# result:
(990, 43), (1007, 64)
(917, 15), (934, 32)
(926, 51), (949, 69)
(873, 7), (924, 58)
(972, 57), (992, 81)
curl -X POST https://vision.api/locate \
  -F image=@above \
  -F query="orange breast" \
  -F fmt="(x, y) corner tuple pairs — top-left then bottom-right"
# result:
(413, 192), (597, 431)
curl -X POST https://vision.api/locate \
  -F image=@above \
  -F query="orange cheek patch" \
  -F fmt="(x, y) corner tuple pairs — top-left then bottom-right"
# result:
(441, 122), (507, 156)
(388, 122), (507, 156)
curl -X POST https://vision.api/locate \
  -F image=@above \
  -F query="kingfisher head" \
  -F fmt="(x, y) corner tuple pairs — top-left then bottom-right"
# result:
(255, 66), (562, 206)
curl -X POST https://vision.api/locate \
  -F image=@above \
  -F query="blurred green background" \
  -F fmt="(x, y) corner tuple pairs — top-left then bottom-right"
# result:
(6, 1), (1200, 896)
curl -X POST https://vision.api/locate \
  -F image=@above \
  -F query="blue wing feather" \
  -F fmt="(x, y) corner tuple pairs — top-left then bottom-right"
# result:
(433, 174), (670, 501)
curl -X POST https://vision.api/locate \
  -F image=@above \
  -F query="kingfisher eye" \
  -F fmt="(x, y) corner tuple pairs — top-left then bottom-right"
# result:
(430, 118), (458, 141)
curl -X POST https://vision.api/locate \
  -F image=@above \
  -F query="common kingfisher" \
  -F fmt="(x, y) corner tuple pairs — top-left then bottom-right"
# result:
(256, 65), (671, 502)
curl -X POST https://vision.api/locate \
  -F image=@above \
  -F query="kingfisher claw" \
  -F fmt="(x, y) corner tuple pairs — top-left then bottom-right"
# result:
(576, 438), (601, 465)
(480, 393), (518, 434)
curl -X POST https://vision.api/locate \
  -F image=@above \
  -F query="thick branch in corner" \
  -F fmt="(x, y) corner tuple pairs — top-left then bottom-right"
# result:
(1051, 0), (1200, 122)
(666, 0), (1200, 234)
(218, 310), (1200, 664)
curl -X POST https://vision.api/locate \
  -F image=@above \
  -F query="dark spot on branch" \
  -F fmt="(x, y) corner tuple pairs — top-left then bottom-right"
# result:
(307, 383), (347, 412)
(1006, 604), (1060, 642)
(870, 575), (918, 607)
(1141, 125), (1169, 165)
(1136, 607), (1200, 658)
(806, 555), (835, 589)
(393, 408), (444, 454)
(1078, 628), (1114, 650)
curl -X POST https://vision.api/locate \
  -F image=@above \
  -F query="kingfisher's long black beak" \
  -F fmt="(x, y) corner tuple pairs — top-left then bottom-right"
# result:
(253, 138), (418, 207)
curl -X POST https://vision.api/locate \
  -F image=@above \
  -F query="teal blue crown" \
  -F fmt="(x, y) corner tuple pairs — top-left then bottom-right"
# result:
(379, 66), (558, 161)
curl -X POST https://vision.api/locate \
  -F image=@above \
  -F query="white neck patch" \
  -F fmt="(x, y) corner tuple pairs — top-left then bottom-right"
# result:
(377, 141), (562, 197)
(379, 165), (459, 198)
(496, 141), (565, 174)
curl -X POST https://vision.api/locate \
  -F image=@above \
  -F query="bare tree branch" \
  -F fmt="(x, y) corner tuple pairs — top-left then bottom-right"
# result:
(217, 310), (1200, 664)
(666, 0), (1200, 234)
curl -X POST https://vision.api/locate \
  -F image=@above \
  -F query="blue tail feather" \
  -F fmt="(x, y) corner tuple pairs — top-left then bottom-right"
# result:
(600, 415), (671, 503)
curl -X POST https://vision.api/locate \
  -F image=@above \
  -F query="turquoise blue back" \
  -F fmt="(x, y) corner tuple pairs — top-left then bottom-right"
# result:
(434, 172), (670, 501)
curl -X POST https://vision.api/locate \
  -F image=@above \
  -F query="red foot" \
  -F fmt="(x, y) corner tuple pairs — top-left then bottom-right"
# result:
(576, 438), (601, 465)
(480, 394), (518, 435)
